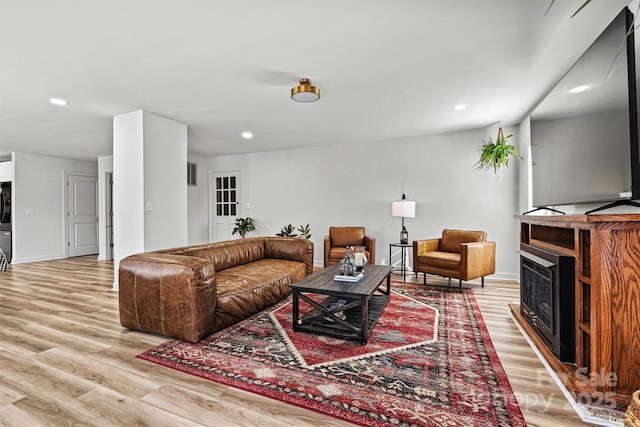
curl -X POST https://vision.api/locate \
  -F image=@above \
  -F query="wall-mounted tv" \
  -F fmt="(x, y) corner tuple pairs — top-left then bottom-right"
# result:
(530, 7), (639, 213)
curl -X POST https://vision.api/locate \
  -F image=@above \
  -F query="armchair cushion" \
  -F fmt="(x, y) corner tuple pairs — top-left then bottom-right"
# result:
(330, 227), (365, 247)
(416, 251), (460, 270)
(440, 229), (487, 254)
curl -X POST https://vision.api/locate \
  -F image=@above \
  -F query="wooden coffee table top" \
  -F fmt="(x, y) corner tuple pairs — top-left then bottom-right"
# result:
(291, 264), (392, 297)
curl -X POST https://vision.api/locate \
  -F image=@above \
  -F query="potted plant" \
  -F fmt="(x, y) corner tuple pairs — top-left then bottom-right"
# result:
(276, 224), (297, 237)
(297, 224), (312, 239)
(232, 217), (256, 238)
(275, 223), (312, 239)
(475, 127), (521, 181)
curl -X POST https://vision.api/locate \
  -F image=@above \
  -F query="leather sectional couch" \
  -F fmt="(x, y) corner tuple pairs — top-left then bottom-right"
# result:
(118, 236), (314, 342)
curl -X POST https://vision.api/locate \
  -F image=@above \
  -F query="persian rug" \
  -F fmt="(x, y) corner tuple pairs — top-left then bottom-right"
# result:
(138, 282), (526, 427)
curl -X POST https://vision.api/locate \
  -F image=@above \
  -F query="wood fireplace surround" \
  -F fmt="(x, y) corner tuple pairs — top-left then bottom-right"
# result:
(513, 214), (640, 405)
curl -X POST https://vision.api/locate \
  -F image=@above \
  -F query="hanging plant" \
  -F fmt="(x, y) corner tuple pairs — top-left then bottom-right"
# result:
(475, 127), (521, 181)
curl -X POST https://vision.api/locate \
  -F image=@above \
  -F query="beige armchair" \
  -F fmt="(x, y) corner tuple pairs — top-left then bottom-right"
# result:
(412, 229), (495, 288)
(324, 227), (375, 267)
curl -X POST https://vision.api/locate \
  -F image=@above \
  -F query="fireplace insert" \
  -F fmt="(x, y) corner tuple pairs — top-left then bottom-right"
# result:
(519, 243), (575, 363)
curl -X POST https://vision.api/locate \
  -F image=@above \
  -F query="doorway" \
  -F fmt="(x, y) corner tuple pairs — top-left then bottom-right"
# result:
(66, 173), (99, 257)
(208, 170), (241, 242)
(105, 172), (114, 261)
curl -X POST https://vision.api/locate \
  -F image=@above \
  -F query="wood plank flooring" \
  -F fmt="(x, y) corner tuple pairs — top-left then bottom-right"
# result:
(0, 257), (594, 426)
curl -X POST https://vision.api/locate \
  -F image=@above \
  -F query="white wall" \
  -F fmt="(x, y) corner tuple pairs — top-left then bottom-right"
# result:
(12, 152), (97, 263)
(99, 150), (206, 260)
(112, 110), (188, 288)
(187, 152), (209, 245)
(208, 127), (520, 280)
(142, 112), (188, 250)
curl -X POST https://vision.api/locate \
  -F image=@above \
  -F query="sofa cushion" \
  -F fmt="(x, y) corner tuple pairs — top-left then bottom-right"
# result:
(180, 239), (266, 271)
(213, 258), (306, 332)
(440, 229), (487, 254)
(417, 252), (461, 270)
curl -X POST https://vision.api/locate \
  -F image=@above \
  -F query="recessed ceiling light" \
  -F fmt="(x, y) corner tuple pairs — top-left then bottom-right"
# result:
(569, 85), (590, 93)
(242, 132), (253, 139)
(49, 98), (68, 106)
(453, 104), (467, 110)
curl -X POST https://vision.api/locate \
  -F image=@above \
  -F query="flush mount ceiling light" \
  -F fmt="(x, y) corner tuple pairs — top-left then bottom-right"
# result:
(242, 131), (253, 139)
(453, 104), (467, 110)
(291, 78), (320, 102)
(49, 98), (68, 106)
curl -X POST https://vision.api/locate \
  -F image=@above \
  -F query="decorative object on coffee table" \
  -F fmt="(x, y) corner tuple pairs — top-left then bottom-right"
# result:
(352, 245), (368, 270)
(339, 246), (356, 276)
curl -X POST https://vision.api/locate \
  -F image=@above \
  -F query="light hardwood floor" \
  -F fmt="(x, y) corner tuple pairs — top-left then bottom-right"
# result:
(0, 257), (593, 426)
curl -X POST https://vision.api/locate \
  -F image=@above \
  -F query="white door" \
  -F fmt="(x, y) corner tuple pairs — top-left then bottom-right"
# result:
(67, 174), (99, 257)
(209, 171), (241, 242)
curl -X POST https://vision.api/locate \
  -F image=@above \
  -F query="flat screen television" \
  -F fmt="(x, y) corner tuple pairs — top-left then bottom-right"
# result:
(530, 7), (639, 213)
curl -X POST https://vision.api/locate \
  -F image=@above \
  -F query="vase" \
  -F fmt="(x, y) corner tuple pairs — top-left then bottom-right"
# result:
(352, 245), (368, 270)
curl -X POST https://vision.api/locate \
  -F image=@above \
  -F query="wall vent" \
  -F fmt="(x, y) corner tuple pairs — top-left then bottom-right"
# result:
(187, 162), (197, 186)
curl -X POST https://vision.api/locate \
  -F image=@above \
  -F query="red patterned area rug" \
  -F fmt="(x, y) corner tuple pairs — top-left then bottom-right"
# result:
(138, 282), (526, 427)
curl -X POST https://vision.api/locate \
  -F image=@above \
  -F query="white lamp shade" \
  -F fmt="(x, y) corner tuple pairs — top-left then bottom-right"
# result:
(392, 200), (415, 218)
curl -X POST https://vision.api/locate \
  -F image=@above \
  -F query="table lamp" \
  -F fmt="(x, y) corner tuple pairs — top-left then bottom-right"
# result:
(392, 194), (416, 244)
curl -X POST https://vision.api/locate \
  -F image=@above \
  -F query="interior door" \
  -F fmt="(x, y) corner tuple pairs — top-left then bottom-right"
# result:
(209, 171), (241, 242)
(67, 174), (99, 257)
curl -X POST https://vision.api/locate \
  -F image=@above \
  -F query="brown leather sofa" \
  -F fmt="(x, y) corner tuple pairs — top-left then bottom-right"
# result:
(412, 229), (495, 289)
(323, 226), (375, 267)
(119, 236), (314, 342)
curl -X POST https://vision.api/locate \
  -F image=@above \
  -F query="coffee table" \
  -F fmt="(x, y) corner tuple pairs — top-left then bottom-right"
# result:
(290, 264), (392, 344)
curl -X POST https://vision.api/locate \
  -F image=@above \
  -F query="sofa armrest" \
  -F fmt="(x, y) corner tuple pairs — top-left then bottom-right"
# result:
(460, 241), (496, 280)
(265, 237), (314, 277)
(363, 235), (376, 264)
(118, 253), (217, 343)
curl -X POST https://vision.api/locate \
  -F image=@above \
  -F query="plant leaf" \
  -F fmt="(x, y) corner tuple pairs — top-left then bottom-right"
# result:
(571, 0), (592, 18)
(544, 0), (555, 17)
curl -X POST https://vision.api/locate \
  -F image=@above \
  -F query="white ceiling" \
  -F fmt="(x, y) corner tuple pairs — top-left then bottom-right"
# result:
(0, 0), (632, 161)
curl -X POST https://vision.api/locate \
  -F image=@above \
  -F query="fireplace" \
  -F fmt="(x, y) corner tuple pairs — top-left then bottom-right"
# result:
(519, 244), (575, 363)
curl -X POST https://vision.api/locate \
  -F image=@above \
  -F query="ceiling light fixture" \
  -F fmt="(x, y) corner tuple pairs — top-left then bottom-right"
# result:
(453, 104), (467, 110)
(242, 131), (253, 139)
(291, 78), (320, 102)
(49, 98), (68, 106)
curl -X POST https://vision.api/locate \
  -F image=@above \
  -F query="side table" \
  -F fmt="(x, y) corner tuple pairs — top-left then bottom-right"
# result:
(389, 243), (411, 282)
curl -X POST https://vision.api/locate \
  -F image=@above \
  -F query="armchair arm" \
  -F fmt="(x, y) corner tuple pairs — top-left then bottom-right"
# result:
(460, 241), (496, 281)
(363, 235), (375, 264)
(413, 238), (441, 271)
(413, 238), (440, 255)
(324, 235), (331, 267)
